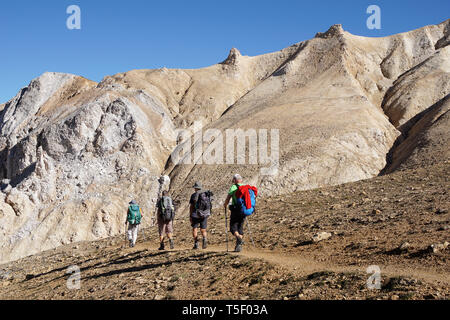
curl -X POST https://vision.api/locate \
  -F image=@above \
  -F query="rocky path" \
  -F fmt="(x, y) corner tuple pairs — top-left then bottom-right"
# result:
(128, 240), (450, 285)
(0, 163), (448, 300)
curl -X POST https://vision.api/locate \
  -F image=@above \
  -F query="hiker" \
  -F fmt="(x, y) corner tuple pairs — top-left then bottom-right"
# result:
(125, 200), (143, 248)
(223, 174), (257, 252)
(189, 182), (213, 250)
(156, 190), (175, 250)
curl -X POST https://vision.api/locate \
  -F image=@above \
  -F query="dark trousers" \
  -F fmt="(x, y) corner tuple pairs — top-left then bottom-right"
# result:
(229, 205), (245, 236)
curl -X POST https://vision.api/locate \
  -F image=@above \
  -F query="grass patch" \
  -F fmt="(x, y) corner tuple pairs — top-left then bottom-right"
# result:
(244, 272), (266, 286)
(382, 277), (409, 292)
(399, 292), (415, 300)
(306, 271), (335, 280)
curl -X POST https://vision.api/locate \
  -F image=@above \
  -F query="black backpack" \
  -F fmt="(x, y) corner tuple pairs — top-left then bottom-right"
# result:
(159, 197), (175, 223)
(195, 191), (213, 218)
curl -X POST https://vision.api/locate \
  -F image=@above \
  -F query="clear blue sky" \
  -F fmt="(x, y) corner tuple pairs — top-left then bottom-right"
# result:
(0, 0), (449, 103)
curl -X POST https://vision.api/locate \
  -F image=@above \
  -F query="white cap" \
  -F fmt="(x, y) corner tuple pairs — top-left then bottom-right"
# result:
(233, 174), (243, 181)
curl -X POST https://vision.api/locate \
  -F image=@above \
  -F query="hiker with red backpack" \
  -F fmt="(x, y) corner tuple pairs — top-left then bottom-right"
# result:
(189, 182), (213, 250)
(125, 200), (143, 248)
(223, 174), (258, 252)
(156, 190), (176, 251)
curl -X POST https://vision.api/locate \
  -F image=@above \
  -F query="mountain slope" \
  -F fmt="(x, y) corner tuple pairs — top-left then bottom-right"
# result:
(167, 21), (449, 209)
(0, 20), (449, 264)
(0, 161), (448, 300)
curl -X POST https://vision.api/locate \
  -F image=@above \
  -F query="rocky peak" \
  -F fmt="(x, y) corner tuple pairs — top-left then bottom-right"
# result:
(435, 19), (450, 49)
(222, 48), (242, 66)
(0, 72), (76, 138)
(315, 24), (345, 39)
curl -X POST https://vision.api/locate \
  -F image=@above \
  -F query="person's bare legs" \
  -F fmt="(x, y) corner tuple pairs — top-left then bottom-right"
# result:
(192, 227), (199, 240)
(201, 228), (208, 249)
(158, 233), (165, 250)
(234, 231), (244, 252)
(192, 228), (199, 249)
(167, 233), (174, 249)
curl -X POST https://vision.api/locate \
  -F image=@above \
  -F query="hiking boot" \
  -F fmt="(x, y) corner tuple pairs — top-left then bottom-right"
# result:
(234, 237), (244, 252)
(202, 238), (208, 249)
(169, 239), (175, 250)
(193, 241), (199, 250)
(158, 242), (165, 251)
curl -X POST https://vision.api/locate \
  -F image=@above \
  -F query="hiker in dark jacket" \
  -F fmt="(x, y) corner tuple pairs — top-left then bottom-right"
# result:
(189, 182), (211, 250)
(223, 174), (245, 252)
(156, 191), (175, 250)
(125, 200), (143, 248)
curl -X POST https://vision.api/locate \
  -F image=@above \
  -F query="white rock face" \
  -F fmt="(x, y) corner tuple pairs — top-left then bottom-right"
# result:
(0, 73), (75, 139)
(0, 20), (448, 264)
(0, 73), (177, 264)
(382, 46), (450, 129)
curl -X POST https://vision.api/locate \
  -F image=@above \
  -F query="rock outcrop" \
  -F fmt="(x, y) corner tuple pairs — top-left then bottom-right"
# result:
(0, 72), (178, 263)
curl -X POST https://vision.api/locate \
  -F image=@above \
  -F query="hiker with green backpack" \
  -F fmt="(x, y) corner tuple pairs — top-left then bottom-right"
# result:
(125, 200), (143, 248)
(156, 190), (176, 250)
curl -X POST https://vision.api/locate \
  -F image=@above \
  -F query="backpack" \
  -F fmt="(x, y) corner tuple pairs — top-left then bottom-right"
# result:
(195, 191), (213, 218)
(127, 204), (142, 224)
(235, 185), (257, 216)
(159, 197), (175, 223)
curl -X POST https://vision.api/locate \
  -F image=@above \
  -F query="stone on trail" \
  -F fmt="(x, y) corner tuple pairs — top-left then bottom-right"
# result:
(312, 232), (332, 243)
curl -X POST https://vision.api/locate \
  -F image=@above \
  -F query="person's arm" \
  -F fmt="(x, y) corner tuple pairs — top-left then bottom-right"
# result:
(189, 203), (194, 223)
(223, 194), (232, 209)
(189, 194), (196, 222)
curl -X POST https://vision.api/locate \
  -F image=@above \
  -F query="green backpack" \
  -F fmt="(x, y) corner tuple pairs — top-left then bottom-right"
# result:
(127, 204), (142, 225)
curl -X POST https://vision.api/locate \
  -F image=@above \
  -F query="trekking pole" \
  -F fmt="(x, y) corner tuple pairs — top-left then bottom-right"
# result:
(224, 207), (229, 252)
(124, 222), (128, 248)
(151, 209), (157, 227)
(245, 218), (256, 247)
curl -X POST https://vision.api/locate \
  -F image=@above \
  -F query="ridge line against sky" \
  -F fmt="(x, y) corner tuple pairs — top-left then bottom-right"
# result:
(0, 0), (449, 103)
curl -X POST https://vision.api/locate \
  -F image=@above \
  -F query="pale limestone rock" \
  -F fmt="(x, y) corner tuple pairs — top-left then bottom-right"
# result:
(312, 232), (332, 243)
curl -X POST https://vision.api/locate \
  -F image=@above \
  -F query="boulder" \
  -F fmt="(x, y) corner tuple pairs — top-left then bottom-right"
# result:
(312, 232), (332, 243)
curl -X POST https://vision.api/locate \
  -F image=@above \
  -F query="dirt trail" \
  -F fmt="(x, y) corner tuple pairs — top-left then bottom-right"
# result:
(125, 240), (450, 285)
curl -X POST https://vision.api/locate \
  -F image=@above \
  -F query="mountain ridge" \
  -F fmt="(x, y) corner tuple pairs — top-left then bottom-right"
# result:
(0, 20), (448, 264)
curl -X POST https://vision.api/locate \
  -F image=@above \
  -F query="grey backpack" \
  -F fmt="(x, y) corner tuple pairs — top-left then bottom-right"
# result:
(159, 197), (175, 223)
(195, 191), (213, 218)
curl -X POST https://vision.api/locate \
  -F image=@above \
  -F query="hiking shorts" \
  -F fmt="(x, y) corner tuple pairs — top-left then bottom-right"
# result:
(230, 206), (245, 236)
(191, 217), (208, 230)
(157, 217), (174, 236)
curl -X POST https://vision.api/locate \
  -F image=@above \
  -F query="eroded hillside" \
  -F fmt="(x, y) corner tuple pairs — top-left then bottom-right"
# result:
(0, 20), (449, 264)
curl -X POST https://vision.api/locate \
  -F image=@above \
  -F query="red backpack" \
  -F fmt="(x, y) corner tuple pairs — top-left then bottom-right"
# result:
(235, 185), (258, 216)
